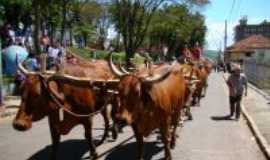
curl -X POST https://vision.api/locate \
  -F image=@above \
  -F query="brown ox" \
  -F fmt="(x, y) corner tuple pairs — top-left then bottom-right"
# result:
(13, 60), (118, 160)
(200, 59), (213, 96)
(108, 58), (189, 160)
(136, 61), (200, 121)
(191, 59), (213, 105)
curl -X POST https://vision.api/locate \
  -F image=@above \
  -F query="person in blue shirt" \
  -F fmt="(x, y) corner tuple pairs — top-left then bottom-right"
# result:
(25, 52), (39, 71)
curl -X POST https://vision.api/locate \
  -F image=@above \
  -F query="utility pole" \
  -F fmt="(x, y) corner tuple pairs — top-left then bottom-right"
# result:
(223, 20), (228, 72)
(0, 39), (3, 107)
(224, 20), (228, 52)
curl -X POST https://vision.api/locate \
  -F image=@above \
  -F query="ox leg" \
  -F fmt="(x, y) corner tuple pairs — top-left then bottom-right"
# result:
(203, 80), (208, 97)
(132, 124), (144, 160)
(111, 122), (118, 140)
(171, 111), (181, 149)
(83, 119), (98, 160)
(185, 105), (193, 120)
(195, 90), (202, 107)
(202, 84), (208, 97)
(48, 117), (61, 160)
(109, 115), (119, 140)
(193, 88), (202, 107)
(160, 125), (172, 160)
(99, 108), (109, 145)
(110, 100), (119, 140)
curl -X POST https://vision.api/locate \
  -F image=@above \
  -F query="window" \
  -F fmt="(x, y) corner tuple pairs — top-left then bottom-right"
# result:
(246, 52), (252, 57)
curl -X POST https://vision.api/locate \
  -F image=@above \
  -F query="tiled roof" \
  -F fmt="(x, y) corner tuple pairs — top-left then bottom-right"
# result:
(226, 35), (270, 53)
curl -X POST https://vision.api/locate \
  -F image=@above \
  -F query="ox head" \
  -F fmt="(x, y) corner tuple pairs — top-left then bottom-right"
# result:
(181, 64), (201, 90)
(13, 64), (54, 131)
(178, 64), (201, 107)
(108, 53), (171, 125)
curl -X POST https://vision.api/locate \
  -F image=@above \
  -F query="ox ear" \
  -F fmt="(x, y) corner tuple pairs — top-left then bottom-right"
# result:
(189, 79), (201, 85)
(47, 80), (65, 102)
(134, 82), (142, 98)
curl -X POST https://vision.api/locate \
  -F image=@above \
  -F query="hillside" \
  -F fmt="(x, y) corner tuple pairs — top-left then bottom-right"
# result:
(204, 50), (219, 60)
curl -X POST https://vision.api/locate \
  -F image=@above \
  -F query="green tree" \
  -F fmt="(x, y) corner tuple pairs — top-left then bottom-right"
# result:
(147, 4), (207, 59)
(110, 0), (165, 66)
(109, 0), (209, 65)
(0, 0), (31, 26)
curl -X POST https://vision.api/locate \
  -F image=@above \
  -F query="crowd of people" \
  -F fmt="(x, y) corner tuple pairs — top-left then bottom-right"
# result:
(0, 22), (32, 49)
(0, 22), (72, 95)
(0, 22), (69, 72)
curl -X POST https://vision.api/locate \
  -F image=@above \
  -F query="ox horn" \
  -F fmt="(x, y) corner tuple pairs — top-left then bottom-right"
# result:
(48, 74), (120, 88)
(119, 64), (130, 74)
(142, 67), (172, 84)
(18, 62), (38, 75)
(108, 51), (126, 77)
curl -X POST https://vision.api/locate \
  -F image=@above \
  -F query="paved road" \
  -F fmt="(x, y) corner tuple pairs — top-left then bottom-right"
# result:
(0, 73), (266, 160)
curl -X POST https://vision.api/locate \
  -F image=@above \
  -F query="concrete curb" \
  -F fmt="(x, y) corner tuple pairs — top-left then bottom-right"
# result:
(248, 83), (270, 101)
(241, 103), (270, 160)
(0, 109), (17, 119)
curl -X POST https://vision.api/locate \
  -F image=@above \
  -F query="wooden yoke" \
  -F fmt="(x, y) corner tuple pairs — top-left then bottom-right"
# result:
(40, 53), (47, 74)
(58, 56), (65, 75)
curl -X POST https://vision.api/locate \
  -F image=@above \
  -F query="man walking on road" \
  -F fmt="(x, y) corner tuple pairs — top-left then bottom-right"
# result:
(227, 64), (248, 120)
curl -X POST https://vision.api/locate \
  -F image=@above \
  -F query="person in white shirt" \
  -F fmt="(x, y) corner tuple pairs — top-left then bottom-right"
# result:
(227, 64), (248, 120)
(47, 43), (60, 69)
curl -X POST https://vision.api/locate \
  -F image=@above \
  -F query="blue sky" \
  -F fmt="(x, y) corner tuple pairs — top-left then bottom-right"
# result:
(202, 0), (270, 50)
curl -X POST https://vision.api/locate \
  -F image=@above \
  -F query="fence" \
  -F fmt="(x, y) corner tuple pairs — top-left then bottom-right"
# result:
(244, 58), (270, 93)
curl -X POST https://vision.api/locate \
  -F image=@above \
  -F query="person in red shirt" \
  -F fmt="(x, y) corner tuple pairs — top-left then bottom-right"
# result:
(192, 42), (202, 61)
(182, 44), (193, 61)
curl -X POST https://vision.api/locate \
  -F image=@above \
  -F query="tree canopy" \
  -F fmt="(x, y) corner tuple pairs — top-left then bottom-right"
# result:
(0, 0), (209, 61)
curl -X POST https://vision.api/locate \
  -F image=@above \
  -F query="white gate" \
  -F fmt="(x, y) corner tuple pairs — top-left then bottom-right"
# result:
(244, 58), (270, 92)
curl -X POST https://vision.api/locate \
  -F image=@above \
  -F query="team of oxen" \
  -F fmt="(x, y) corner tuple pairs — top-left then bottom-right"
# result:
(12, 51), (213, 160)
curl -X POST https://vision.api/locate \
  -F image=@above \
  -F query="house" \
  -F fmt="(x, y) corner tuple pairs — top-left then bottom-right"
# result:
(225, 35), (270, 64)
(235, 18), (270, 42)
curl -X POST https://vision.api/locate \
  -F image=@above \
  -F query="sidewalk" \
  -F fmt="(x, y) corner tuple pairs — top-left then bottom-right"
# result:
(243, 84), (270, 155)
(0, 96), (20, 121)
(221, 72), (270, 158)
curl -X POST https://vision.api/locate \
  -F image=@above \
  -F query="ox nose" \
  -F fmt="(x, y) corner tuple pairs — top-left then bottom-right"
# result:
(13, 120), (31, 131)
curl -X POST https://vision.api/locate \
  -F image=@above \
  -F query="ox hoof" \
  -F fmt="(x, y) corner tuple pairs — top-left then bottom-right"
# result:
(170, 142), (176, 149)
(188, 116), (193, 121)
(112, 131), (118, 140)
(89, 152), (98, 160)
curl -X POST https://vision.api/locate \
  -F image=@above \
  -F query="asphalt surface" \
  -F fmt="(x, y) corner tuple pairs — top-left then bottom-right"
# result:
(0, 73), (266, 160)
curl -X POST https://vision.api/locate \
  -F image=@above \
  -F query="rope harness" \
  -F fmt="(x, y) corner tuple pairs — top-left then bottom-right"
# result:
(41, 76), (117, 119)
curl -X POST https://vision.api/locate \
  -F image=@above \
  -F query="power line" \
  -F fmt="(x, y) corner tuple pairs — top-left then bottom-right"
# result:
(208, 30), (222, 50)
(227, 0), (236, 22)
(236, 0), (243, 19)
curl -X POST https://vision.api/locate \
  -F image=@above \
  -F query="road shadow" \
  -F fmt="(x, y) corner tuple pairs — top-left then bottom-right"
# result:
(211, 115), (234, 121)
(27, 139), (98, 160)
(104, 141), (163, 160)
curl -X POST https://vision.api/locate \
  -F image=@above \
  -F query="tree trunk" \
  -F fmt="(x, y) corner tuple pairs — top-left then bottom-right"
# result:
(84, 35), (87, 48)
(60, 0), (67, 45)
(69, 27), (73, 47)
(125, 46), (135, 68)
(33, 0), (41, 54)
